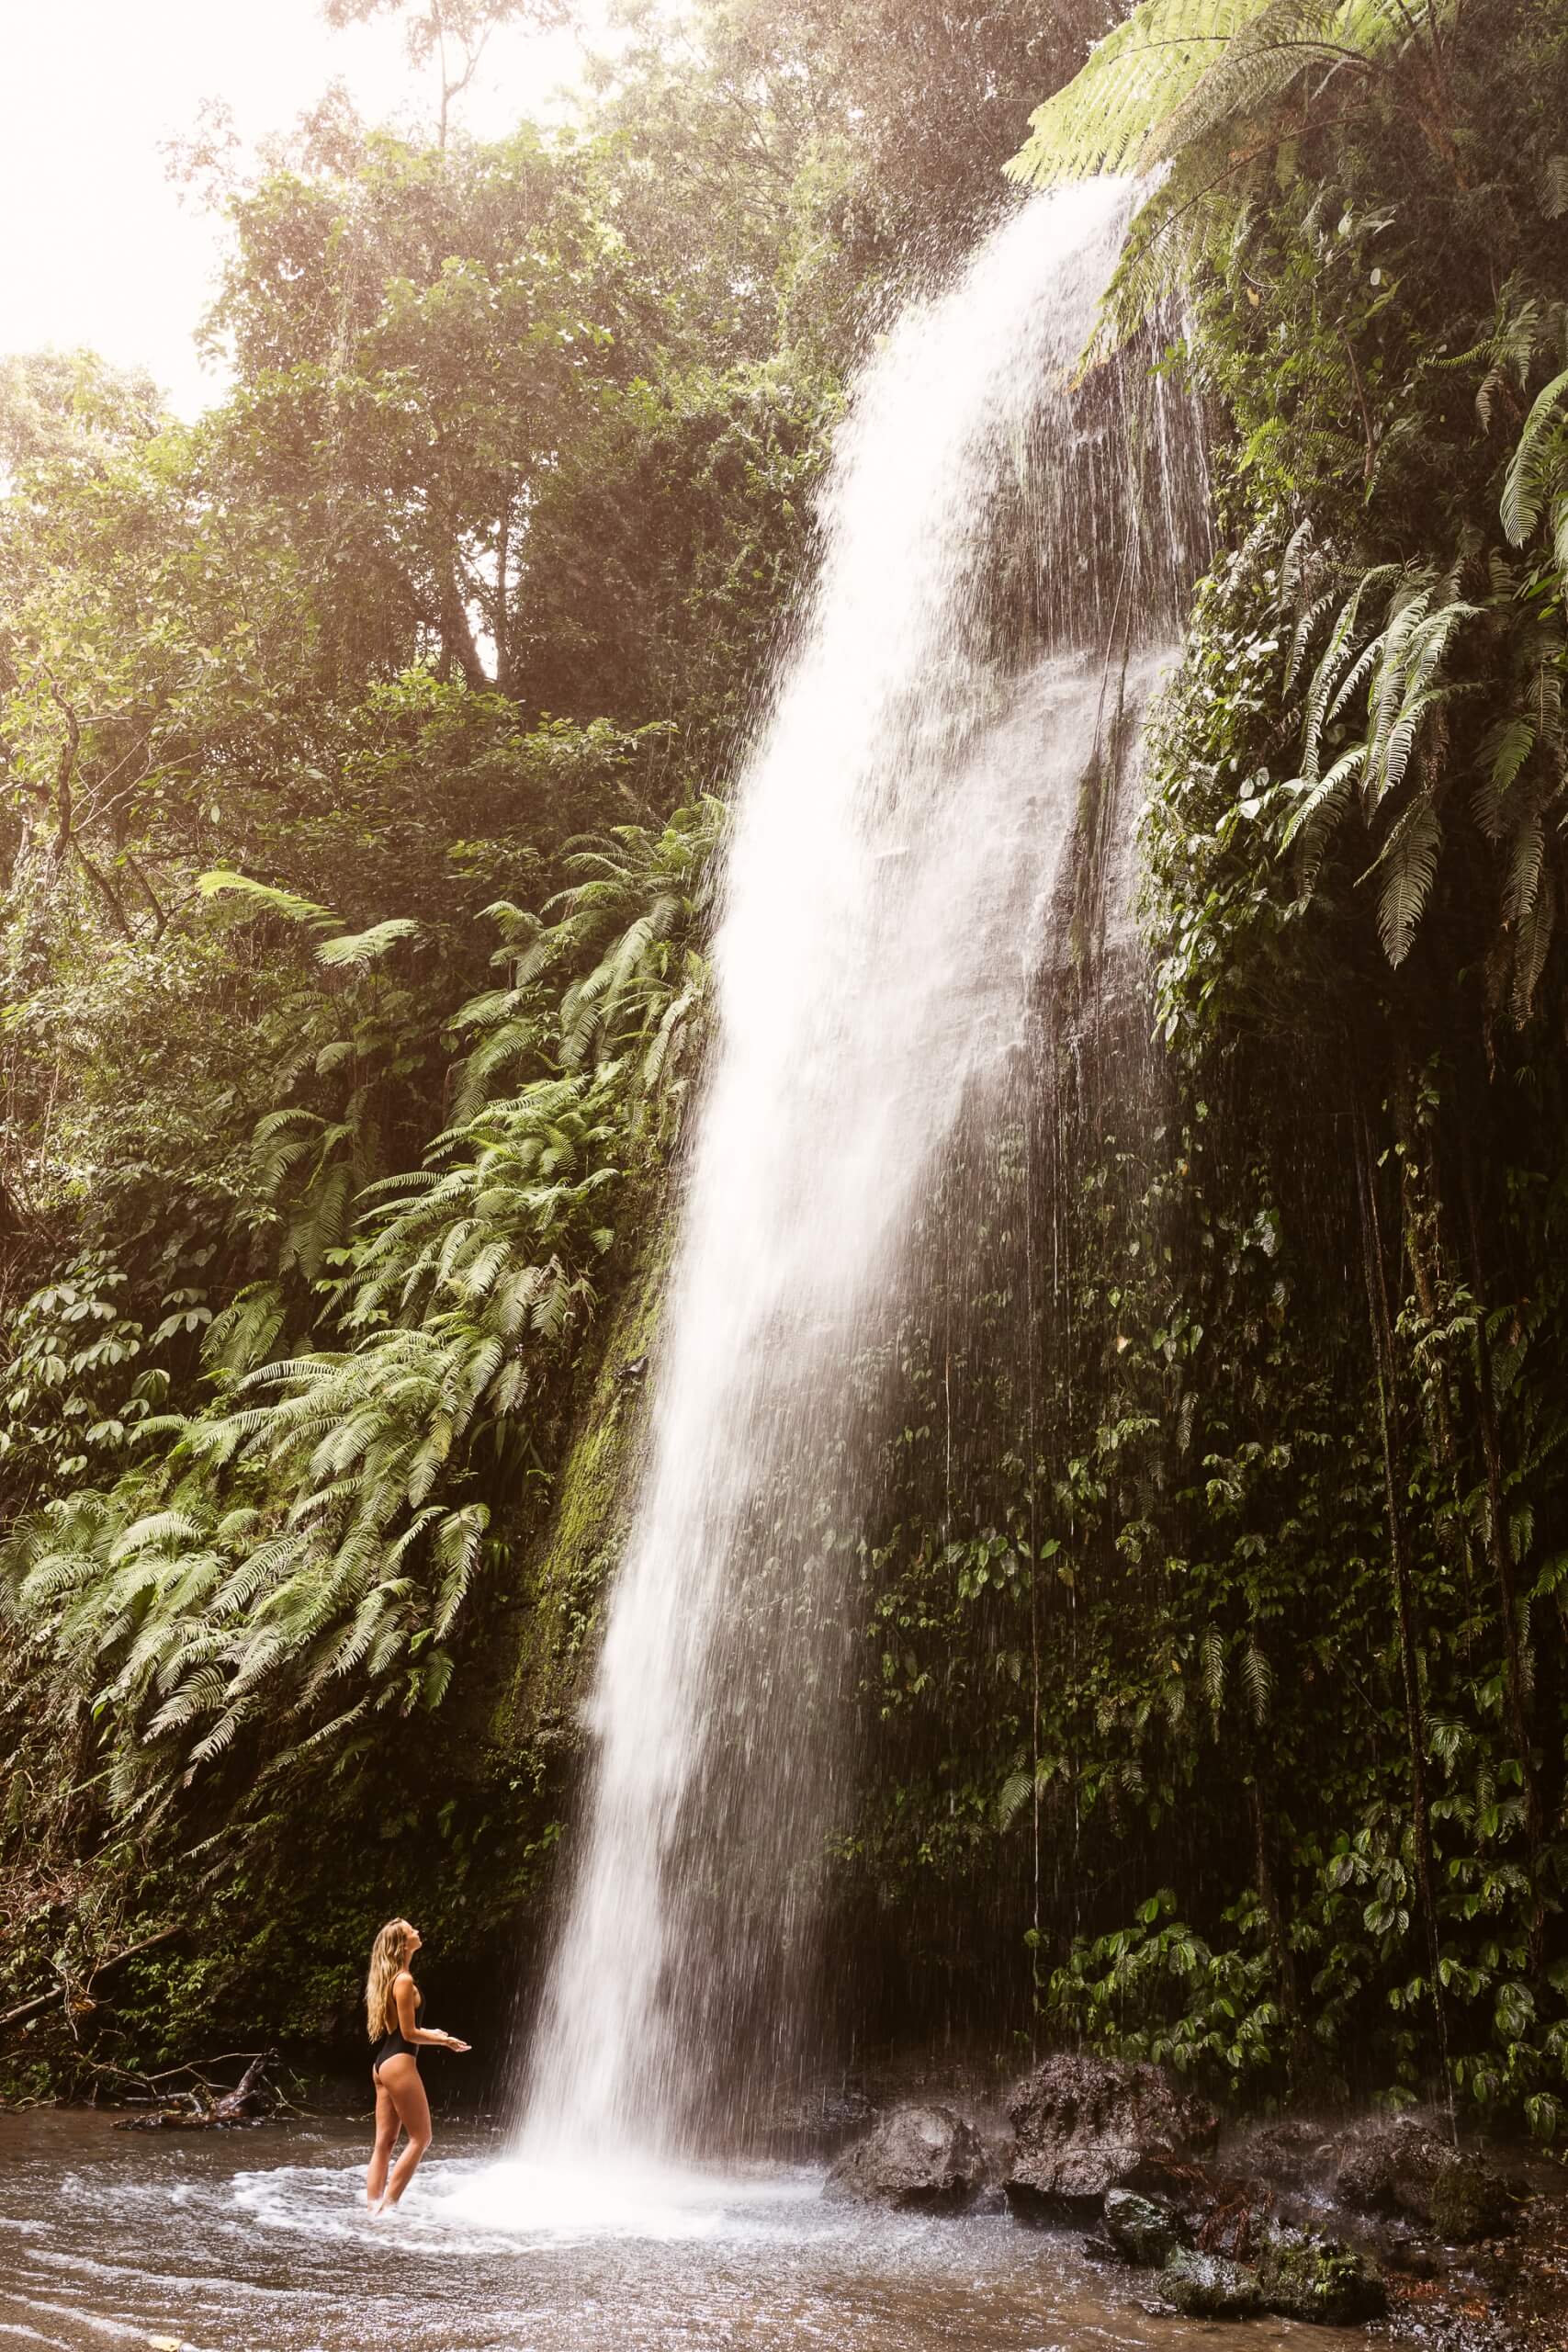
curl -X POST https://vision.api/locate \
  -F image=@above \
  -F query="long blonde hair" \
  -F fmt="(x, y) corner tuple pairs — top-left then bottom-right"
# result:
(365, 1917), (415, 2043)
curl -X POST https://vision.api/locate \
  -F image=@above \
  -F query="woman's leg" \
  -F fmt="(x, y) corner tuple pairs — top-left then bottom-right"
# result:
(367, 2069), (400, 2208)
(378, 2055), (433, 2209)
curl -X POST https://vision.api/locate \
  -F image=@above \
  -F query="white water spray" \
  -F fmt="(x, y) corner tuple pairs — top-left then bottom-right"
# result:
(521, 179), (1204, 2165)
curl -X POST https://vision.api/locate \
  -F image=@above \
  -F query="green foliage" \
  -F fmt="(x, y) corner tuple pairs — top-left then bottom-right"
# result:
(1010, 0), (1461, 355)
(6, 0), (1568, 2135)
(2, 14), (844, 2069)
(1044, 1889), (1282, 2080)
(1101, 0), (1568, 2129)
(1, 806), (711, 1838)
(1006, 0), (1412, 189)
(0, 1256), (173, 1507)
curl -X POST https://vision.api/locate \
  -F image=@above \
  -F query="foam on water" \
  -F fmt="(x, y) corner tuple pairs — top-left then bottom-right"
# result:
(431, 2153), (820, 2243)
(0, 2116), (1367, 2352)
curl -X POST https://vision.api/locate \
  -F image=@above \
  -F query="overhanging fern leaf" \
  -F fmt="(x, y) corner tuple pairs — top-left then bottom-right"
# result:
(316, 917), (423, 968)
(1007, 0), (1438, 194)
(1371, 799), (1442, 966)
(1502, 368), (1568, 546)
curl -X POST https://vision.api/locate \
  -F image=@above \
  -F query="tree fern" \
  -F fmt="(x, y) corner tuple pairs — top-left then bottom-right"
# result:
(1010, 0), (1451, 188)
(1008, 0), (1457, 355)
(1010, 0), (1287, 189)
(315, 917), (423, 969)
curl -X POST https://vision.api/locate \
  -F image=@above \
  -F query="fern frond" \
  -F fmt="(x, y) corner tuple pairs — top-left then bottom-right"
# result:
(1502, 368), (1568, 546)
(197, 871), (339, 931)
(1512, 854), (1558, 1024)
(996, 1769), (1033, 1831)
(1241, 1639), (1273, 1724)
(1008, 0), (1430, 193)
(316, 917), (423, 968)
(1370, 798), (1442, 967)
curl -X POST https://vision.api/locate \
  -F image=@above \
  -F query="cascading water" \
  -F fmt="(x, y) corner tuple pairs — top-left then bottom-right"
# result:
(519, 177), (1206, 2166)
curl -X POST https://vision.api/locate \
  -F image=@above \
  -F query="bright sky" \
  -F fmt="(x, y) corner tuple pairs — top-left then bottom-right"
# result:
(1, 1), (599, 417)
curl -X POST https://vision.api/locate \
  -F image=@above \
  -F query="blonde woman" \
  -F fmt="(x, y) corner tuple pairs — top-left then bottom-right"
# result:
(364, 1917), (469, 2211)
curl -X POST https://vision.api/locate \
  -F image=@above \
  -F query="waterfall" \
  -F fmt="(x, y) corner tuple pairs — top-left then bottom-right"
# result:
(519, 178), (1205, 2164)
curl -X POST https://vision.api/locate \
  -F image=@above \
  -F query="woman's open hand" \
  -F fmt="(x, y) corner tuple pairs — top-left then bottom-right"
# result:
(441, 2033), (471, 2052)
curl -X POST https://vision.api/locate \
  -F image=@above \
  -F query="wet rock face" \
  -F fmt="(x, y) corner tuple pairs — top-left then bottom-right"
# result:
(1158, 2248), (1263, 2318)
(762, 2082), (874, 2157)
(1227, 2116), (1332, 2189)
(1102, 2188), (1178, 2267)
(1336, 2115), (1450, 2217)
(823, 2104), (988, 2212)
(1003, 2053), (1218, 2217)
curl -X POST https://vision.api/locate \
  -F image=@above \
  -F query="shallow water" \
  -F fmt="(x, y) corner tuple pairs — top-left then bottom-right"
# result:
(0, 2113), (1370, 2352)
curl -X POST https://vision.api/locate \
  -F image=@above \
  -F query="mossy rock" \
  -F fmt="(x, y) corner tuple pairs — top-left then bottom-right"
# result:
(1103, 2188), (1177, 2267)
(1258, 2233), (1387, 2324)
(1158, 2249), (1262, 2318)
(491, 1234), (668, 1743)
(1429, 2154), (1516, 2244)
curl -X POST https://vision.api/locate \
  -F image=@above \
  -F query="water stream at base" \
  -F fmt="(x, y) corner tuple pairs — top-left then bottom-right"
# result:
(518, 176), (1207, 2166)
(0, 2113), (1368, 2352)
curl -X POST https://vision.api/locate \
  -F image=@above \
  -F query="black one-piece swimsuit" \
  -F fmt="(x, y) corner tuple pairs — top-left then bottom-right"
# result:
(373, 1986), (423, 2075)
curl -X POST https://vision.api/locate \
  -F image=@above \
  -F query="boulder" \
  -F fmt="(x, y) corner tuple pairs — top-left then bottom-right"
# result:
(1258, 2231), (1388, 2324)
(823, 2103), (987, 2212)
(1103, 2188), (1178, 2267)
(1158, 2248), (1264, 2318)
(1335, 2115), (1449, 2218)
(1429, 2154), (1516, 2244)
(1003, 2052), (1218, 2218)
(1226, 2116), (1331, 2188)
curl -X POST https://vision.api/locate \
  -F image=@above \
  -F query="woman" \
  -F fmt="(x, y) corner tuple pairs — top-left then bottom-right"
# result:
(364, 1917), (469, 2211)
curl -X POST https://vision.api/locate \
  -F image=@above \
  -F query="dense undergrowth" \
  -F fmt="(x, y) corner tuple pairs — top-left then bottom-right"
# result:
(840, 0), (1568, 2134)
(5, 0), (1568, 2140)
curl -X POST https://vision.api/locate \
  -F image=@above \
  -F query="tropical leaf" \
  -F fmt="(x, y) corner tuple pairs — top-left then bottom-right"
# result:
(197, 870), (338, 931)
(315, 917), (423, 968)
(1502, 368), (1568, 547)
(1370, 797), (1442, 967)
(1007, 0), (1438, 193)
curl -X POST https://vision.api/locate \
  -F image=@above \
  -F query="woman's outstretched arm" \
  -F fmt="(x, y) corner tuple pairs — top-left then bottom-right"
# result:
(393, 1971), (469, 2051)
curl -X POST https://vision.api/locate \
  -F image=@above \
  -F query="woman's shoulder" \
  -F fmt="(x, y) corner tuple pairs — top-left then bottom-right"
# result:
(392, 1967), (416, 1990)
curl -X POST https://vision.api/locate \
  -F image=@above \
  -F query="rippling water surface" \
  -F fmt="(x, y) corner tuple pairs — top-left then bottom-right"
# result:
(0, 2114), (1370, 2352)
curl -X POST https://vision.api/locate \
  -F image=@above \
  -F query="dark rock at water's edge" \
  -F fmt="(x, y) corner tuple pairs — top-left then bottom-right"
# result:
(1157, 2247), (1264, 2318)
(1257, 2230), (1388, 2324)
(823, 2103), (989, 2212)
(1003, 2052), (1218, 2217)
(1102, 2188), (1179, 2267)
(1329, 2117), (1522, 2245)
(1336, 2113), (1452, 2217)
(808, 2055), (1566, 2345)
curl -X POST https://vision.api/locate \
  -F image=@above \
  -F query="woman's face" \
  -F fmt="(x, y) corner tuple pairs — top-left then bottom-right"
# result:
(403, 1922), (423, 1957)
